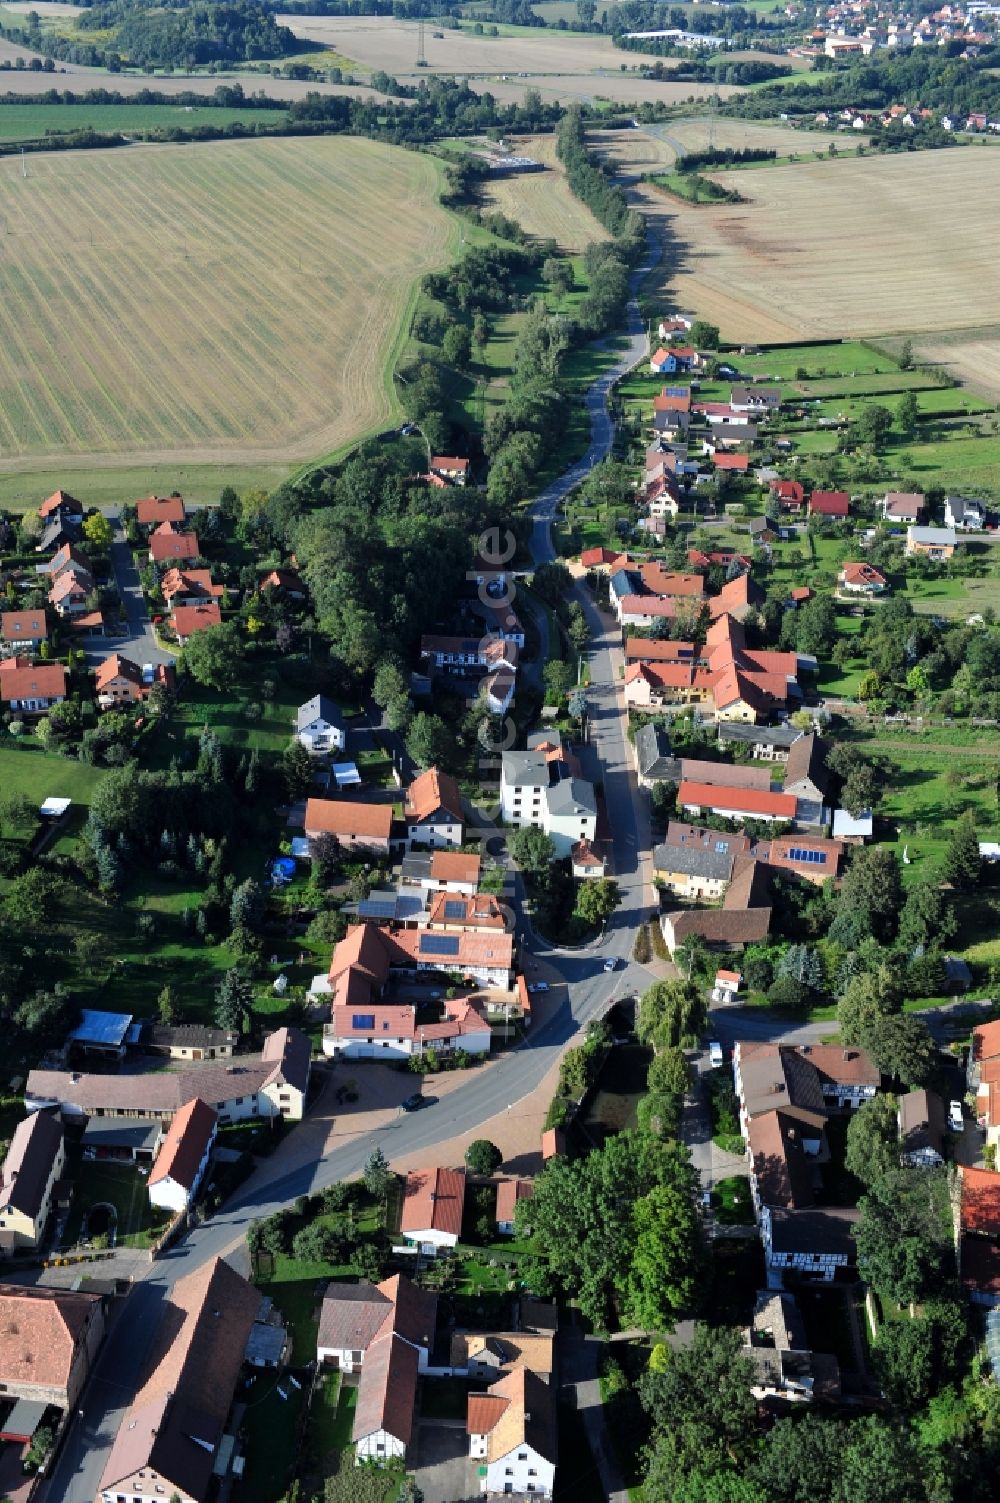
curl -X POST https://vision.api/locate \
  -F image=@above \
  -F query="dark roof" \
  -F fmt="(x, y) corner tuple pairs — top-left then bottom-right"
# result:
(0, 1112), (63, 1220)
(352, 1333), (420, 1446)
(634, 722), (681, 782)
(144, 1022), (240, 1052)
(899, 1089), (945, 1160)
(767, 1207), (859, 1258)
(665, 906), (771, 946)
(724, 859), (772, 911)
(738, 1044), (826, 1119)
(81, 1116), (162, 1153)
(653, 841), (735, 883)
(718, 723), (800, 750)
(783, 733), (829, 797)
(749, 1109), (822, 1209)
(297, 694), (345, 734)
(261, 1026), (311, 1094)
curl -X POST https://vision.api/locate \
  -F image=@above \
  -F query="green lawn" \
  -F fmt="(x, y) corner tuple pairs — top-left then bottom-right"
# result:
(63, 1157), (170, 1249)
(0, 740), (106, 812)
(713, 1174), (754, 1226)
(0, 461), (292, 514)
(240, 1376), (308, 1503)
(734, 340), (899, 381)
(0, 102), (288, 141)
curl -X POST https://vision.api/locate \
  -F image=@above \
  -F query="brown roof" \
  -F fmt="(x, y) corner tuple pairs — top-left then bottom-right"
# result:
(541, 1128), (565, 1160)
(405, 767), (463, 825)
(738, 1043), (826, 1119)
(39, 489), (82, 518)
(0, 1284), (101, 1395)
(783, 733), (829, 796)
(317, 1281), (394, 1354)
(401, 1166), (466, 1238)
(960, 1235), (1000, 1298)
(260, 1026), (312, 1093)
(1, 611), (47, 642)
(0, 1110), (63, 1220)
(495, 1178), (533, 1224)
(304, 797), (392, 842)
(479, 1367), (557, 1465)
(467, 1393), (510, 1435)
(49, 566), (92, 603)
(136, 494), (186, 526)
(0, 662), (66, 702)
(748, 1109), (821, 1209)
(352, 1333), (419, 1446)
(94, 653), (143, 692)
(973, 1021), (1000, 1062)
(430, 850), (480, 886)
(453, 1330), (553, 1378)
(427, 891), (506, 929)
(962, 1166), (1000, 1236)
(666, 906), (771, 946)
(377, 1273), (438, 1352)
(99, 1258), (259, 1500)
(150, 528), (200, 563)
(898, 1088), (945, 1158)
(162, 568), (222, 602)
(148, 1097), (217, 1192)
(173, 603), (222, 637)
(723, 859), (772, 912)
(680, 758), (771, 791)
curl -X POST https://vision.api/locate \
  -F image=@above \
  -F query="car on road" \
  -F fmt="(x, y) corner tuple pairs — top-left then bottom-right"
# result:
(400, 1093), (436, 1113)
(948, 1100), (964, 1132)
(528, 981), (550, 994)
(603, 957), (620, 972)
(709, 1041), (724, 1068)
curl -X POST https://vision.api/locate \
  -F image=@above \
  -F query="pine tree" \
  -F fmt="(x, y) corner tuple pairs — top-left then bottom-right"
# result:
(214, 968), (252, 1033)
(944, 813), (982, 891)
(363, 1148), (390, 1199)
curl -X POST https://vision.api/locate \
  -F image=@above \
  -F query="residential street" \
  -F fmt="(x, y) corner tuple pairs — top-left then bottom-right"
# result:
(89, 512), (175, 668)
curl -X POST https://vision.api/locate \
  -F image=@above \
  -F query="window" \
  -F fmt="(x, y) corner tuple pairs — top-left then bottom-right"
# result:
(714, 841), (728, 853)
(518, 1453), (527, 1461)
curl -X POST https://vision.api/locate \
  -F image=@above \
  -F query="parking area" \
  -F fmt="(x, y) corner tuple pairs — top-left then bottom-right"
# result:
(411, 1420), (478, 1503)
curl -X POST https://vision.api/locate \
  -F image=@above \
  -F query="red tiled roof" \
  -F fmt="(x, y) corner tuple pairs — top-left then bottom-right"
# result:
(713, 453), (750, 472)
(496, 1178), (533, 1223)
(620, 595), (676, 619)
(468, 1394), (510, 1435)
(961, 1166), (1000, 1236)
(625, 638), (695, 663)
(38, 489), (82, 518)
(430, 455), (469, 473)
(626, 661), (694, 690)
(401, 1166), (466, 1238)
(974, 1021), (1000, 1061)
(94, 653), (142, 692)
(771, 480), (805, 503)
(173, 603), (222, 638)
(809, 490), (849, 516)
(840, 561), (886, 588)
(430, 851), (480, 886)
(150, 528), (199, 563)
(148, 1097), (216, 1192)
(426, 891), (506, 929)
(136, 495), (186, 526)
(1, 610), (47, 642)
(679, 781), (797, 818)
(0, 662), (66, 701)
(405, 767), (463, 825)
(0, 1284), (100, 1395)
(305, 798), (392, 842)
(161, 568), (222, 602)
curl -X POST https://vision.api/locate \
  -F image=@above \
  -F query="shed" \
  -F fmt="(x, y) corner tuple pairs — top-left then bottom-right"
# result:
(1, 1399), (47, 1443)
(68, 1010), (134, 1054)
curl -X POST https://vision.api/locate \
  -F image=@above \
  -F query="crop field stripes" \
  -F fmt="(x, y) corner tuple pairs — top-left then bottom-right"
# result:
(0, 136), (452, 469)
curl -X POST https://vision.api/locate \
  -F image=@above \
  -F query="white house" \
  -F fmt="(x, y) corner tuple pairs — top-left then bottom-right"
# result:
(500, 736), (598, 859)
(467, 1368), (557, 1497)
(944, 494), (986, 530)
(400, 1166), (465, 1255)
(317, 1274), (436, 1375)
(762, 1207), (859, 1287)
(147, 1097), (217, 1214)
(352, 1333), (419, 1464)
(404, 767), (465, 849)
(296, 694), (347, 755)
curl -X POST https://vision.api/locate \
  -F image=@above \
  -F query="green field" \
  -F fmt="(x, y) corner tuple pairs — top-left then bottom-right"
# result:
(733, 341), (900, 381)
(0, 460), (293, 513)
(0, 102), (288, 141)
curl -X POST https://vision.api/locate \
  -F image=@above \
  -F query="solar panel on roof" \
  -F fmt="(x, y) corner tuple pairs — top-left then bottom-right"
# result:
(359, 899), (398, 919)
(444, 900), (466, 919)
(419, 934), (461, 956)
(787, 847), (826, 865)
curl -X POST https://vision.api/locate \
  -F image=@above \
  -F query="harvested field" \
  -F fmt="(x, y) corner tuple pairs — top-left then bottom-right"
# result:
(590, 125), (676, 174)
(471, 73), (736, 106)
(639, 148), (1000, 346)
(478, 134), (608, 252)
(0, 64), (385, 102)
(903, 326), (1000, 399)
(0, 135), (453, 471)
(656, 115), (850, 159)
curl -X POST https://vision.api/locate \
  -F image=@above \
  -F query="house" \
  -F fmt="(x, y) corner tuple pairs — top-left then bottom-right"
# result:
(94, 654), (173, 709)
(451, 1330), (554, 1382)
(260, 568), (307, 600)
(743, 1290), (840, 1406)
(957, 1166), (1000, 1306)
(496, 1178), (533, 1236)
(731, 386), (780, 415)
(714, 968), (741, 1002)
(770, 479), (806, 512)
(138, 1022), (239, 1061)
(1, 610), (48, 651)
(400, 1166), (465, 1254)
(717, 723), (800, 761)
(808, 491), (849, 520)
(678, 780), (797, 825)
(0, 1284), (105, 1409)
(317, 1274), (437, 1374)
(429, 455), (470, 485)
(149, 521), (200, 564)
(832, 807), (873, 842)
(97, 1258), (260, 1503)
(650, 345), (696, 374)
(36, 517), (81, 554)
(748, 515), (779, 545)
(660, 821), (751, 861)
(135, 494), (186, 528)
(944, 494), (986, 530)
(147, 1097), (218, 1213)
(713, 453), (750, 473)
(304, 797), (393, 854)
(782, 733), (829, 808)
(653, 840), (737, 900)
(173, 603), (223, 643)
(296, 694), (347, 755)
(839, 561), (888, 595)
(324, 992), (493, 1060)
(38, 489), (83, 525)
(660, 858), (772, 955)
(400, 849), (481, 896)
(0, 660), (67, 713)
(883, 491), (925, 524)
(161, 567), (223, 607)
(26, 1026), (311, 1125)
(421, 633), (519, 676)
(634, 722), (681, 787)
(500, 734), (597, 858)
(48, 563), (93, 616)
(405, 766), (464, 848)
(0, 1110), (65, 1249)
(906, 525), (956, 559)
(757, 834), (844, 885)
(898, 1089), (945, 1167)
(624, 661), (696, 709)
(762, 1207), (860, 1286)
(467, 1367), (557, 1498)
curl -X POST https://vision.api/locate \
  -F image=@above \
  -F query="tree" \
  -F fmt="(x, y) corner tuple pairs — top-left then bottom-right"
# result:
(778, 944), (824, 992)
(863, 1011), (935, 1086)
(465, 1139), (502, 1175)
(283, 739), (314, 800)
(405, 712), (454, 770)
(838, 846), (902, 942)
(838, 964), (902, 1047)
(647, 1046), (691, 1100)
(442, 323), (472, 370)
(850, 404), (893, 450)
(574, 878), (619, 928)
(363, 1148), (390, 1199)
(855, 1165), (953, 1304)
(842, 761), (881, 817)
(230, 878), (266, 934)
(82, 511), (114, 551)
(899, 339), (914, 370)
(638, 979), (705, 1050)
(675, 934), (709, 982)
(214, 968), (253, 1033)
(748, 1413), (845, 1503)
(509, 825), (555, 873)
(845, 1093), (899, 1187)
(567, 688), (587, 722)
(833, 1416), (927, 1503)
(182, 622), (243, 690)
(543, 658), (574, 702)
(944, 812), (982, 891)
(689, 320), (720, 350)
(639, 1325), (756, 1486)
(157, 985), (178, 1026)
(896, 389), (919, 438)
(898, 879), (956, 952)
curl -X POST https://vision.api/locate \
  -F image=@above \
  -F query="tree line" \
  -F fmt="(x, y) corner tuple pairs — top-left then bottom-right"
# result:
(724, 46), (1000, 120)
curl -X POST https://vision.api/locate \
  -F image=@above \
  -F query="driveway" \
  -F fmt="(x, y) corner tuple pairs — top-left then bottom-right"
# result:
(411, 1420), (477, 1503)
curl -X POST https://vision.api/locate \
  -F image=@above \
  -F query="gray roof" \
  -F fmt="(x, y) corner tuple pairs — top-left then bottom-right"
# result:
(502, 750), (549, 788)
(81, 1116), (162, 1153)
(0, 1111), (63, 1220)
(899, 1089), (945, 1159)
(718, 723), (800, 750)
(297, 694), (345, 733)
(547, 777), (597, 818)
(946, 495), (984, 522)
(527, 729), (561, 751)
(69, 1010), (133, 1048)
(751, 1290), (806, 1351)
(832, 808), (873, 839)
(654, 841), (734, 883)
(908, 525), (956, 546)
(767, 1207), (859, 1257)
(609, 568), (641, 601)
(400, 853), (434, 883)
(748, 515), (778, 535)
(634, 722), (681, 782)
(143, 1022), (240, 1052)
(784, 733), (829, 797)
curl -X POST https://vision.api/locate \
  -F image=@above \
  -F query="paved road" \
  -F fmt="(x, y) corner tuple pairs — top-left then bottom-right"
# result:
(83, 512), (175, 669)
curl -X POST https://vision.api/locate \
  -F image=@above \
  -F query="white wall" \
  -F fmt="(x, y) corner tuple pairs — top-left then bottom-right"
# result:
(485, 1446), (555, 1497)
(355, 1429), (406, 1463)
(407, 820), (462, 849)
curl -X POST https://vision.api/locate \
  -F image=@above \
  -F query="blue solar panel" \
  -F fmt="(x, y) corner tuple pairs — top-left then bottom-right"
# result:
(352, 1014), (375, 1030)
(359, 899), (398, 919)
(419, 934), (461, 956)
(444, 900), (466, 919)
(787, 848), (826, 865)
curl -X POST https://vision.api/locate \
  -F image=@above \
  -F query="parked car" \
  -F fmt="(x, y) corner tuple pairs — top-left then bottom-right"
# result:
(948, 1100), (964, 1132)
(528, 981), (550, 994)
(709, 1041), (724, 1068)
(603, 957), (620, 972)
(401, 1093), (431, 1113)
